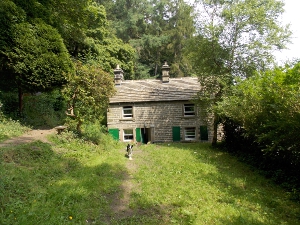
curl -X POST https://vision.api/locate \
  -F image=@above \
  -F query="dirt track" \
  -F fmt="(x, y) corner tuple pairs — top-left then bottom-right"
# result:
(0, 128), (57, 147)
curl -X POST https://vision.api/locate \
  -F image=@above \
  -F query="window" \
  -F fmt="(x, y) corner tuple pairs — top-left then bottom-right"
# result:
(184, 104), (195, 116)
(123, 129), (134, 141)
(184, 127), (196, 140)
(123, 106), (133, 118)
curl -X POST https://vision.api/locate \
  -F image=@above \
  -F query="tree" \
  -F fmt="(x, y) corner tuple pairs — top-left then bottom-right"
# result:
(165, 0), (195, 77)
(49, 0), (135, 77)
(187, 0), (291, 144)
(216, 62), (300, 171)
(63, 61), (116, 133)
(1, 0), (135, 115)
(100, 0), (195, 78)
(0, 1), (74, 112)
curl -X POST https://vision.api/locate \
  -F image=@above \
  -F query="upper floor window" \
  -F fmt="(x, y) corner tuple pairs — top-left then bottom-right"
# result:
(184, 127), (196, 140)
(184, 104), (195, 117)
(123, 106), (133, 118)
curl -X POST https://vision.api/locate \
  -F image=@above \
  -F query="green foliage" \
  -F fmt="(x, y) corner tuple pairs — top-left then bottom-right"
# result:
(80, 122), (111, 146)
(0, 90), (67, 128)
(103, 0), (195, 78)
(22, 91), (67, 128)
(48, 0), (135, 77)
(187, 0), (291, 144)
(0, 118), (30, 142)
(0, 91), (19, 118)
(2, 20), (73, 92)
(63, 61), (116, 132)
(192, 0), (291, 78)
(216, 63), (300, 185)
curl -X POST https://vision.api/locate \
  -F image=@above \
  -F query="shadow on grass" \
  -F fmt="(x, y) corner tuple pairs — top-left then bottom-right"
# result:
(0, 141), (124, 224)
(2, 141), (299, 224)
(0, 141), (174, 225)
(138, 143), (300, 225)
(179, 143), (300, 224)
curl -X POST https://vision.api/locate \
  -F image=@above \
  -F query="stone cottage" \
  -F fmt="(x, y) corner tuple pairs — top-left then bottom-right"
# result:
(107, 62), (214, 143)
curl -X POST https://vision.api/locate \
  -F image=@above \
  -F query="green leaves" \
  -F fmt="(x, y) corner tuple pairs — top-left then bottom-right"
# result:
(63, 61), (115, 132)
(3, 20), (73, 92)
(103, 0), (195, 78)
(192, 0), (291, 78)
(217, 63), (300, 164)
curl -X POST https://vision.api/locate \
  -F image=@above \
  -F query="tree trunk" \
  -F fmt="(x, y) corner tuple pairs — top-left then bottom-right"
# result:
(212, 112), (218, 146)
(76, 120), (83, 134)
(18, 88), (23, 114)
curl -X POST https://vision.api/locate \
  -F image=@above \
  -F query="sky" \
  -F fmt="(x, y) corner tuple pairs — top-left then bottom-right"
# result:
(275, 0), (300, 64)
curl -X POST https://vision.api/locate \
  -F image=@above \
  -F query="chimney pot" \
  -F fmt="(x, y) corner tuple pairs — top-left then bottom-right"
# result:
(161, 61), (170, 83)
(114, 64), (123, 85)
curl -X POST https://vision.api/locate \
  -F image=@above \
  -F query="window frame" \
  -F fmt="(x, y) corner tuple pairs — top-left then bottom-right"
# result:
(184, 127), (196, 141)
(123, 129), (134, 141)
(183, 104), (195, 117)
(122, 106), (133, 118)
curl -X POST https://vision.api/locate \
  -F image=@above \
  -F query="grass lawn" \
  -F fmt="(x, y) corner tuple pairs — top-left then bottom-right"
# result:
(0, 134), (299, 224)
(0, 119), (30, 142)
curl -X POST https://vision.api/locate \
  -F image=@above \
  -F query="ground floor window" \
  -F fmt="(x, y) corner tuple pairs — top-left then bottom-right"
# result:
(123, 129), (134, 141)
(184, 127), (196, 140)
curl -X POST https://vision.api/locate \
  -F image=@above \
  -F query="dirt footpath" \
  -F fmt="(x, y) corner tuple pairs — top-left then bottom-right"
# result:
(0, 128), (57, 147)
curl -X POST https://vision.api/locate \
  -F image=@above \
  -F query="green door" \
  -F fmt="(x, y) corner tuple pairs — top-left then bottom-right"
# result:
(200, 126), (208, 141)
(108, 129), (119, 141)
(172, 126), (181, 142)
(136, 128), (141, 142)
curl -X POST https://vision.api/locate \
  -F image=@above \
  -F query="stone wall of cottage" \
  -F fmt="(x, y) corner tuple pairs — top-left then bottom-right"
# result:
(107, 101), (215, 143)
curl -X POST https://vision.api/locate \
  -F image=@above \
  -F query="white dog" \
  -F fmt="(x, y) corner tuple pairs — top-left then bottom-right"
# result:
(126, 144), (133, 160)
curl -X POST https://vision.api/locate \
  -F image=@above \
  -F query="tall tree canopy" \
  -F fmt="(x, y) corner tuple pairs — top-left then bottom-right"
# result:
(186, 0), (291, 144)
(99, 0), (195, 78)
(0, 0), (74, 111)
(190, 0), (291, 78)
(2, 20), (73, 92)
(0, 0), (135, 116)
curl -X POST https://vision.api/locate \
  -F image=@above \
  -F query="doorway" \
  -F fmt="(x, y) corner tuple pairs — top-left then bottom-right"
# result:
(141, 128), (151, 144)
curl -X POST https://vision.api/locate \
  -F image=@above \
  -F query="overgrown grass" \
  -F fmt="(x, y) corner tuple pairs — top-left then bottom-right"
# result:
(1, 136), (300, 224)
(0, 118), (30, 142)
(0, 131), (126, 225)
(127, 143), (300, 225)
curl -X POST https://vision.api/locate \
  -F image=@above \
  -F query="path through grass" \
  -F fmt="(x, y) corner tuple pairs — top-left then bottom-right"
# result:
(0, 136), (299, 224)
(126, 143), (300, 225)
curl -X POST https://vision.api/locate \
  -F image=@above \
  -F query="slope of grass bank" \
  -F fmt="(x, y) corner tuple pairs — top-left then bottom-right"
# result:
(1, 134), (299, 224)
(0, 132), (127, 225)
(0, 119), (30, 142)
(128, 143), (300, 225)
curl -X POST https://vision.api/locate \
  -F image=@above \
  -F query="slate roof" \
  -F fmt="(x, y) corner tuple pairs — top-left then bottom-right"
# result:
(109, 77), (201, 103)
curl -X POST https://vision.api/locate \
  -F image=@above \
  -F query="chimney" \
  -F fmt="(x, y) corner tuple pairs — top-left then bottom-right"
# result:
(114, 65), (123, 85)
(161, 61), (170, 83)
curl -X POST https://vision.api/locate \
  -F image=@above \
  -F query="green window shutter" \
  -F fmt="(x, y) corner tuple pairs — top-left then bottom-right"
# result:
(172, 126), (181, 142)
(136, 128), (141, 142)
(108, 129), (119, 141)
(200, 126), (208, 141)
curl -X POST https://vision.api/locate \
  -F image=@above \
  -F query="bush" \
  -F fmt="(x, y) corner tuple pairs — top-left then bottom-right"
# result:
(0, 90), (67, 128)
(217, 64), (300, 193)
(0, 118), (30, 142)
(22, 90), (67, 128)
